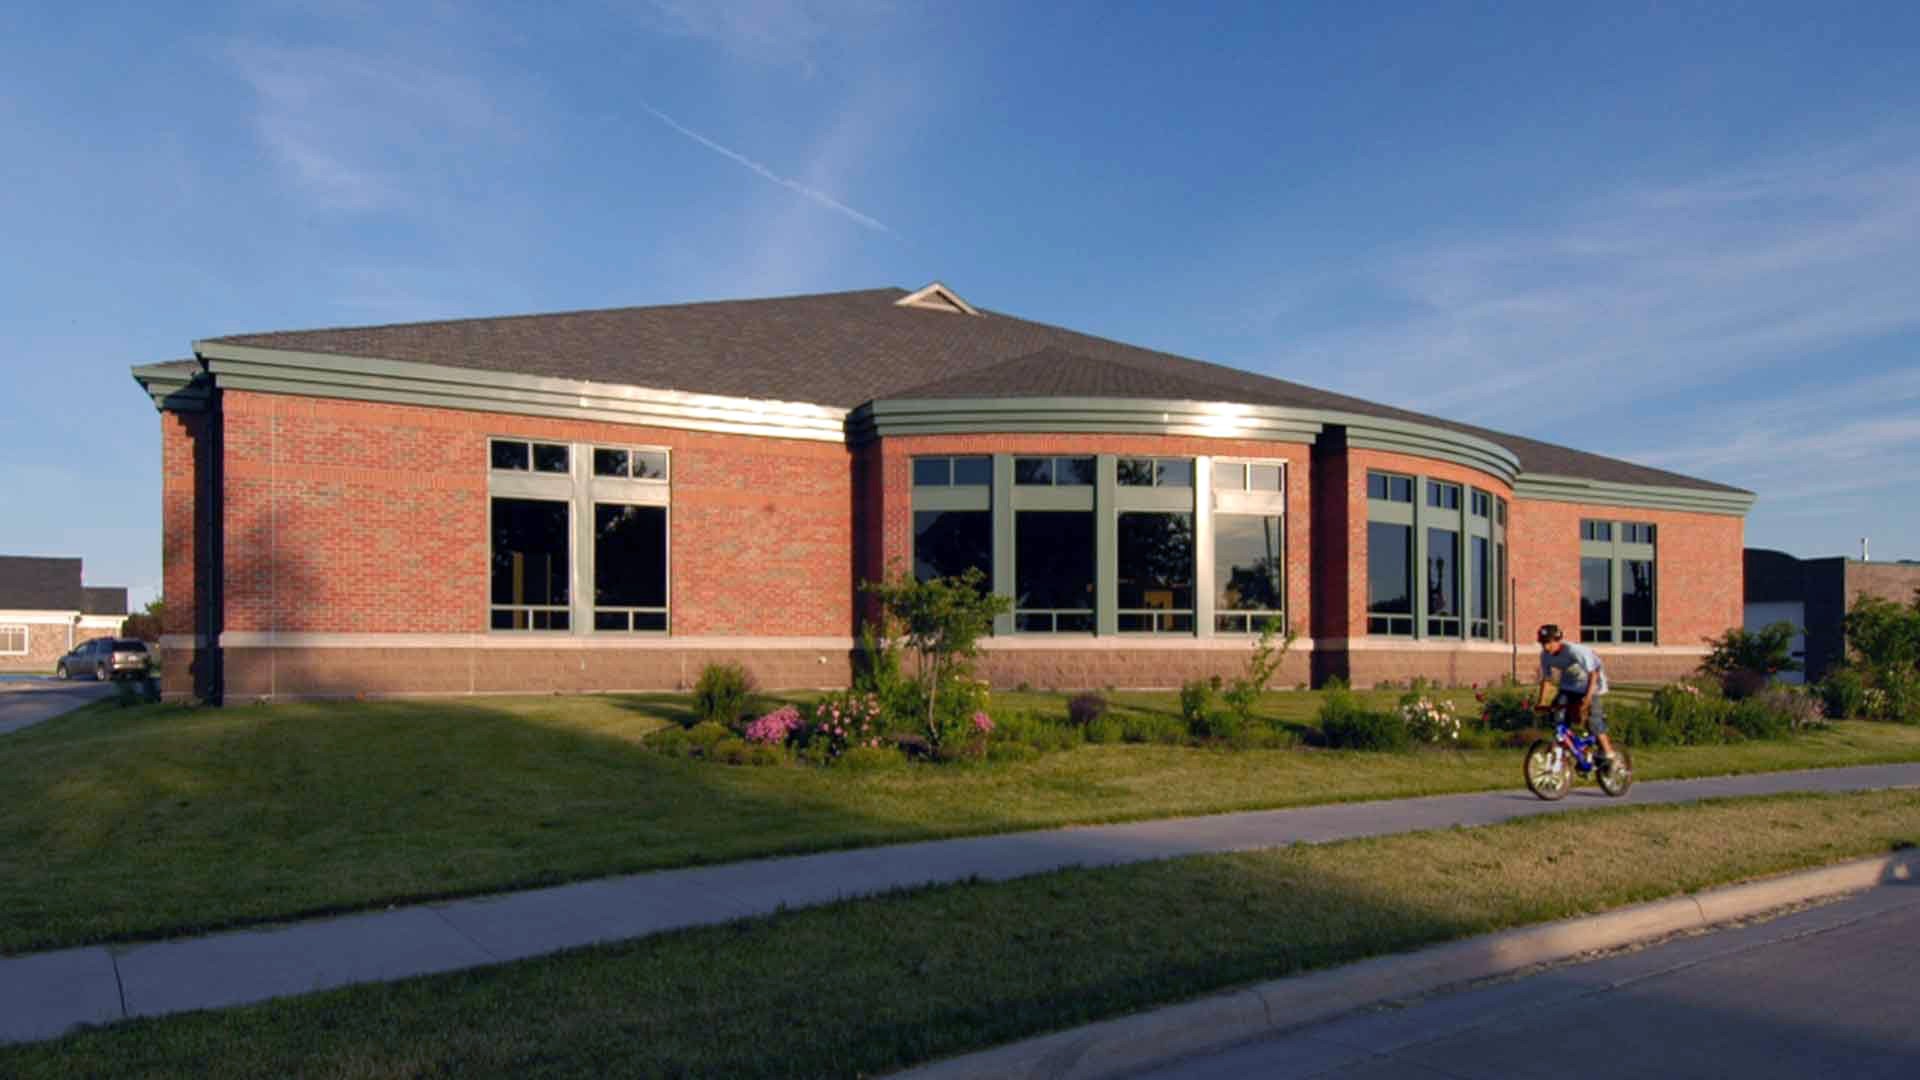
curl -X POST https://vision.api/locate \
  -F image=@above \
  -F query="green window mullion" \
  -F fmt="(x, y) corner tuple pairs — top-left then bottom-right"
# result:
(990, 454), (1016, 636)
(1095, 454), (1119, 636)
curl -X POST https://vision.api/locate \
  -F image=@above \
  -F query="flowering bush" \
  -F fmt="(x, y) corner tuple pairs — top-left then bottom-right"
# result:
(971, 711), (994, 736)
(743, 705), (803, 747)
(805, 690), (888, 760)
(1398, 695), (1461, 743)
(1475, 683), (1536, 732)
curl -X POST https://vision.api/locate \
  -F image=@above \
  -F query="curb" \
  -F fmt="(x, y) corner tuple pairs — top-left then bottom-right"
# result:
(893, 848), (1919, 1080)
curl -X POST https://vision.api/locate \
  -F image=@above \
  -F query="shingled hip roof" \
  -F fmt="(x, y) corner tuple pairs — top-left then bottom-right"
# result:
(196, 286), (1746, 496)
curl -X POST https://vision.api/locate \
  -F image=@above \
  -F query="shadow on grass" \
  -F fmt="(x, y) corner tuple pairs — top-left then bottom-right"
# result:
(0, 693), (926, 954)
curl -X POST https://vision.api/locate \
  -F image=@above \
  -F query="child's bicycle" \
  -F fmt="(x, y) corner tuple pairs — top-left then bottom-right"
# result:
(1523, 688), (1633, 801)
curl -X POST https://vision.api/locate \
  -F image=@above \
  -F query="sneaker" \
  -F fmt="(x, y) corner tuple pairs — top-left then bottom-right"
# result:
(1595, 752), (1615, 771)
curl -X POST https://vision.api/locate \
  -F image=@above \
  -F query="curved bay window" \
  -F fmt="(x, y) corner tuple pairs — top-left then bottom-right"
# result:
(1215, 513), (1283, 633)
(1367, 470), (1505, 641)
(1117, 512), (1193, 632)
(1016, 510), (1095, 632)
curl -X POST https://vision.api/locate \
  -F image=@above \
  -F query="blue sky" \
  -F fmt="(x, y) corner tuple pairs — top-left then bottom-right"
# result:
(4, 2), (1919, 607)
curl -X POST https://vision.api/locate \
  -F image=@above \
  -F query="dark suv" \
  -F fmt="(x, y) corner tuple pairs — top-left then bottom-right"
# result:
(57, 638), (153, 681)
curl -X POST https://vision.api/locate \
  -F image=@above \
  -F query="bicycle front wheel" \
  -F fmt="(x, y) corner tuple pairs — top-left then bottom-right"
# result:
(1524, 739), (1571, 801)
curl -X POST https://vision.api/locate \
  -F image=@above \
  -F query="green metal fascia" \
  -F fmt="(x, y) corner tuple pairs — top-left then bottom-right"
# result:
(1512, 473), (1755, 516)
(853, 397), (1326, 445)
(130, 362), (212, 413)
(194, 343), (847, 442)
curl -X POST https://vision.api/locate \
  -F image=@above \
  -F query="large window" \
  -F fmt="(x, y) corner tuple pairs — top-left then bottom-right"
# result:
(1015, 511), (1095, 632)
(1117, 512), (1194, 632)
(1580, 518), (1657, 644)
(1368, 522), (1414, 635)
(1580, 557), (1613, 643)
(593, 504), (667, 631)
(914, 511), (992, 584)
(491, 498), (570, 630)
(0, 625), (25, 655)
(1215, 515), (1283, 633)
(1367, 471), (1504, 641)
(489, 437), (671, 634)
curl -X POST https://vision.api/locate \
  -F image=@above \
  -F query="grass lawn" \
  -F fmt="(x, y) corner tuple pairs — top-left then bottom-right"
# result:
(5, 790), (1916, 1078)
(4, 688), (1918, 955)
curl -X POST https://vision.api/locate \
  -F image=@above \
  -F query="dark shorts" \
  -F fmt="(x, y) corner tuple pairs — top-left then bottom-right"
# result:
(1556, 690), (1607, 735)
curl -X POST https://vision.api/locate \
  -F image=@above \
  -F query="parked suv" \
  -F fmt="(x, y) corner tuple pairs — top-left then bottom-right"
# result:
(56, 638), (152, 681)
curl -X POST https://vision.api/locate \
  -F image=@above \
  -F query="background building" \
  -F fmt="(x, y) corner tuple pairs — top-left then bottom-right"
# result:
(133, 284), (1754, 703)
(1744, 549), (1920, 683)
(0, 556), (128, 673)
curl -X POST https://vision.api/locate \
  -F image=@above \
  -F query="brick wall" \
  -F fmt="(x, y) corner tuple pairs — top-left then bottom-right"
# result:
(217, 391), (852, 639)
(1508, 498), (1743, 652)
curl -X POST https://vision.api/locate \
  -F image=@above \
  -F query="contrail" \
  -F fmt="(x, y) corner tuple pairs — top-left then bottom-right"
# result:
(639, 103), (894, 234)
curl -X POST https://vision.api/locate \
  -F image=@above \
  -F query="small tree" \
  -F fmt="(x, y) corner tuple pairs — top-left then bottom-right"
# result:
(860, 567), (1010, 752)
(1700, 622), (1799, 698)
(121, 598), (165, 642)
(1219, 618), (1298, 725)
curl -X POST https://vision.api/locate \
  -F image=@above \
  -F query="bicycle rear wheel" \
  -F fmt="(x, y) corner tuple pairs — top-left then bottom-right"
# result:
(1524, 739), (1571, 801)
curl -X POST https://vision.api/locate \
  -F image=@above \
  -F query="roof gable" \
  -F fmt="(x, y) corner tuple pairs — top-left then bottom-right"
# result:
(0, 556), (83, 612)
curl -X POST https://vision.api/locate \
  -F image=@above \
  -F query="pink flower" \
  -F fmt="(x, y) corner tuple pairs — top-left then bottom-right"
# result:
(971, 711), (994, 734)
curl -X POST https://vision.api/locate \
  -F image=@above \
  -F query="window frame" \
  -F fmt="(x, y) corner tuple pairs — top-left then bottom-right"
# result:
(1579, 518), (1657, 644)
(487, 436), (672, 635)
(1366, 472), (1505, 642)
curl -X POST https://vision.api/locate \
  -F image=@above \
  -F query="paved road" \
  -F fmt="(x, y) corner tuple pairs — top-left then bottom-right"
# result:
(1148, 885), (1920, 1079)
(0, 679), (113, 736)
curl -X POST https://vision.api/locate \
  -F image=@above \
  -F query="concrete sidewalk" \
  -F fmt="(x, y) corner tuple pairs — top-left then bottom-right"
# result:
(4, 762), (1917, 1045)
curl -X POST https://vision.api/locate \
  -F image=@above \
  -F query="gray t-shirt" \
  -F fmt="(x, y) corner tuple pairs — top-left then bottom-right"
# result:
(1541, 641), (1608, 695)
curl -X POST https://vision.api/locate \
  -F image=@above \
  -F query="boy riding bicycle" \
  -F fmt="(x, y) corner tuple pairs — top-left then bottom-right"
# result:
(1537, 624), (1618, 770)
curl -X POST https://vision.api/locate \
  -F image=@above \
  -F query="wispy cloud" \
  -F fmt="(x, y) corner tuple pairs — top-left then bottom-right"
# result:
(1259, 133), (1920, 421)
(226, 41), (514, 212)
(638, 102), (895, 234)
(640, 1), (890, 72)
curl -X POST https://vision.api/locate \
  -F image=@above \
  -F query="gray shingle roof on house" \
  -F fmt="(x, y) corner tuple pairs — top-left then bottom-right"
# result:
(0, 556), (83, 612)
(207, 287), (1746, 494)
(81, 587), (128, 617)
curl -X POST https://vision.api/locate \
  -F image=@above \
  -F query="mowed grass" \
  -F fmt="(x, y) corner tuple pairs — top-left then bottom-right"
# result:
(4, 689), (1918, 954)
(5, 790), (1916, 1079)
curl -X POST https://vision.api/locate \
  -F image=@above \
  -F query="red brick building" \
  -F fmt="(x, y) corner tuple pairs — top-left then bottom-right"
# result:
(132, 284), (1753, 702)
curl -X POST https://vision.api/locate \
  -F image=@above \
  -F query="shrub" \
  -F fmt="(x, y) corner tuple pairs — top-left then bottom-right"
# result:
(852, 621), (921, 729)
(1227, 726), (1292, 751)
(1750, 684), (1826, 733)
(1700, 622), (1801, 698)
(804, 691), (889, 759)
(710, 736), (754, 765)
(1398, 694), (1461, 744)
(645, 728), (693, 756)
(1322, 708), (1410, 751)
(744, 705), (804, 746)
(1647, 683), (1730, 745)
(1179, 678), (1217, 729)
(1066, 691), (1109, 728)
(1084, 716), (1124, 744)
(1879, 667), (1920, 724)
(692, 662), (755, 727)
(1475, 683), (1537, 732)
(1818, 668), (1867, 720)
(1123, 713), (1189, 745)
(684, 721), (735, 756)
(992, 709), (1082, 753)
(1726, 699), (1791, 741)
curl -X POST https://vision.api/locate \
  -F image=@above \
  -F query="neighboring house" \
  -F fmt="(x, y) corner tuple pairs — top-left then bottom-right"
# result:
(0, 556), (128, 673)
(131, 283), (1754, 704)
(1745, 549), (1920, 683)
